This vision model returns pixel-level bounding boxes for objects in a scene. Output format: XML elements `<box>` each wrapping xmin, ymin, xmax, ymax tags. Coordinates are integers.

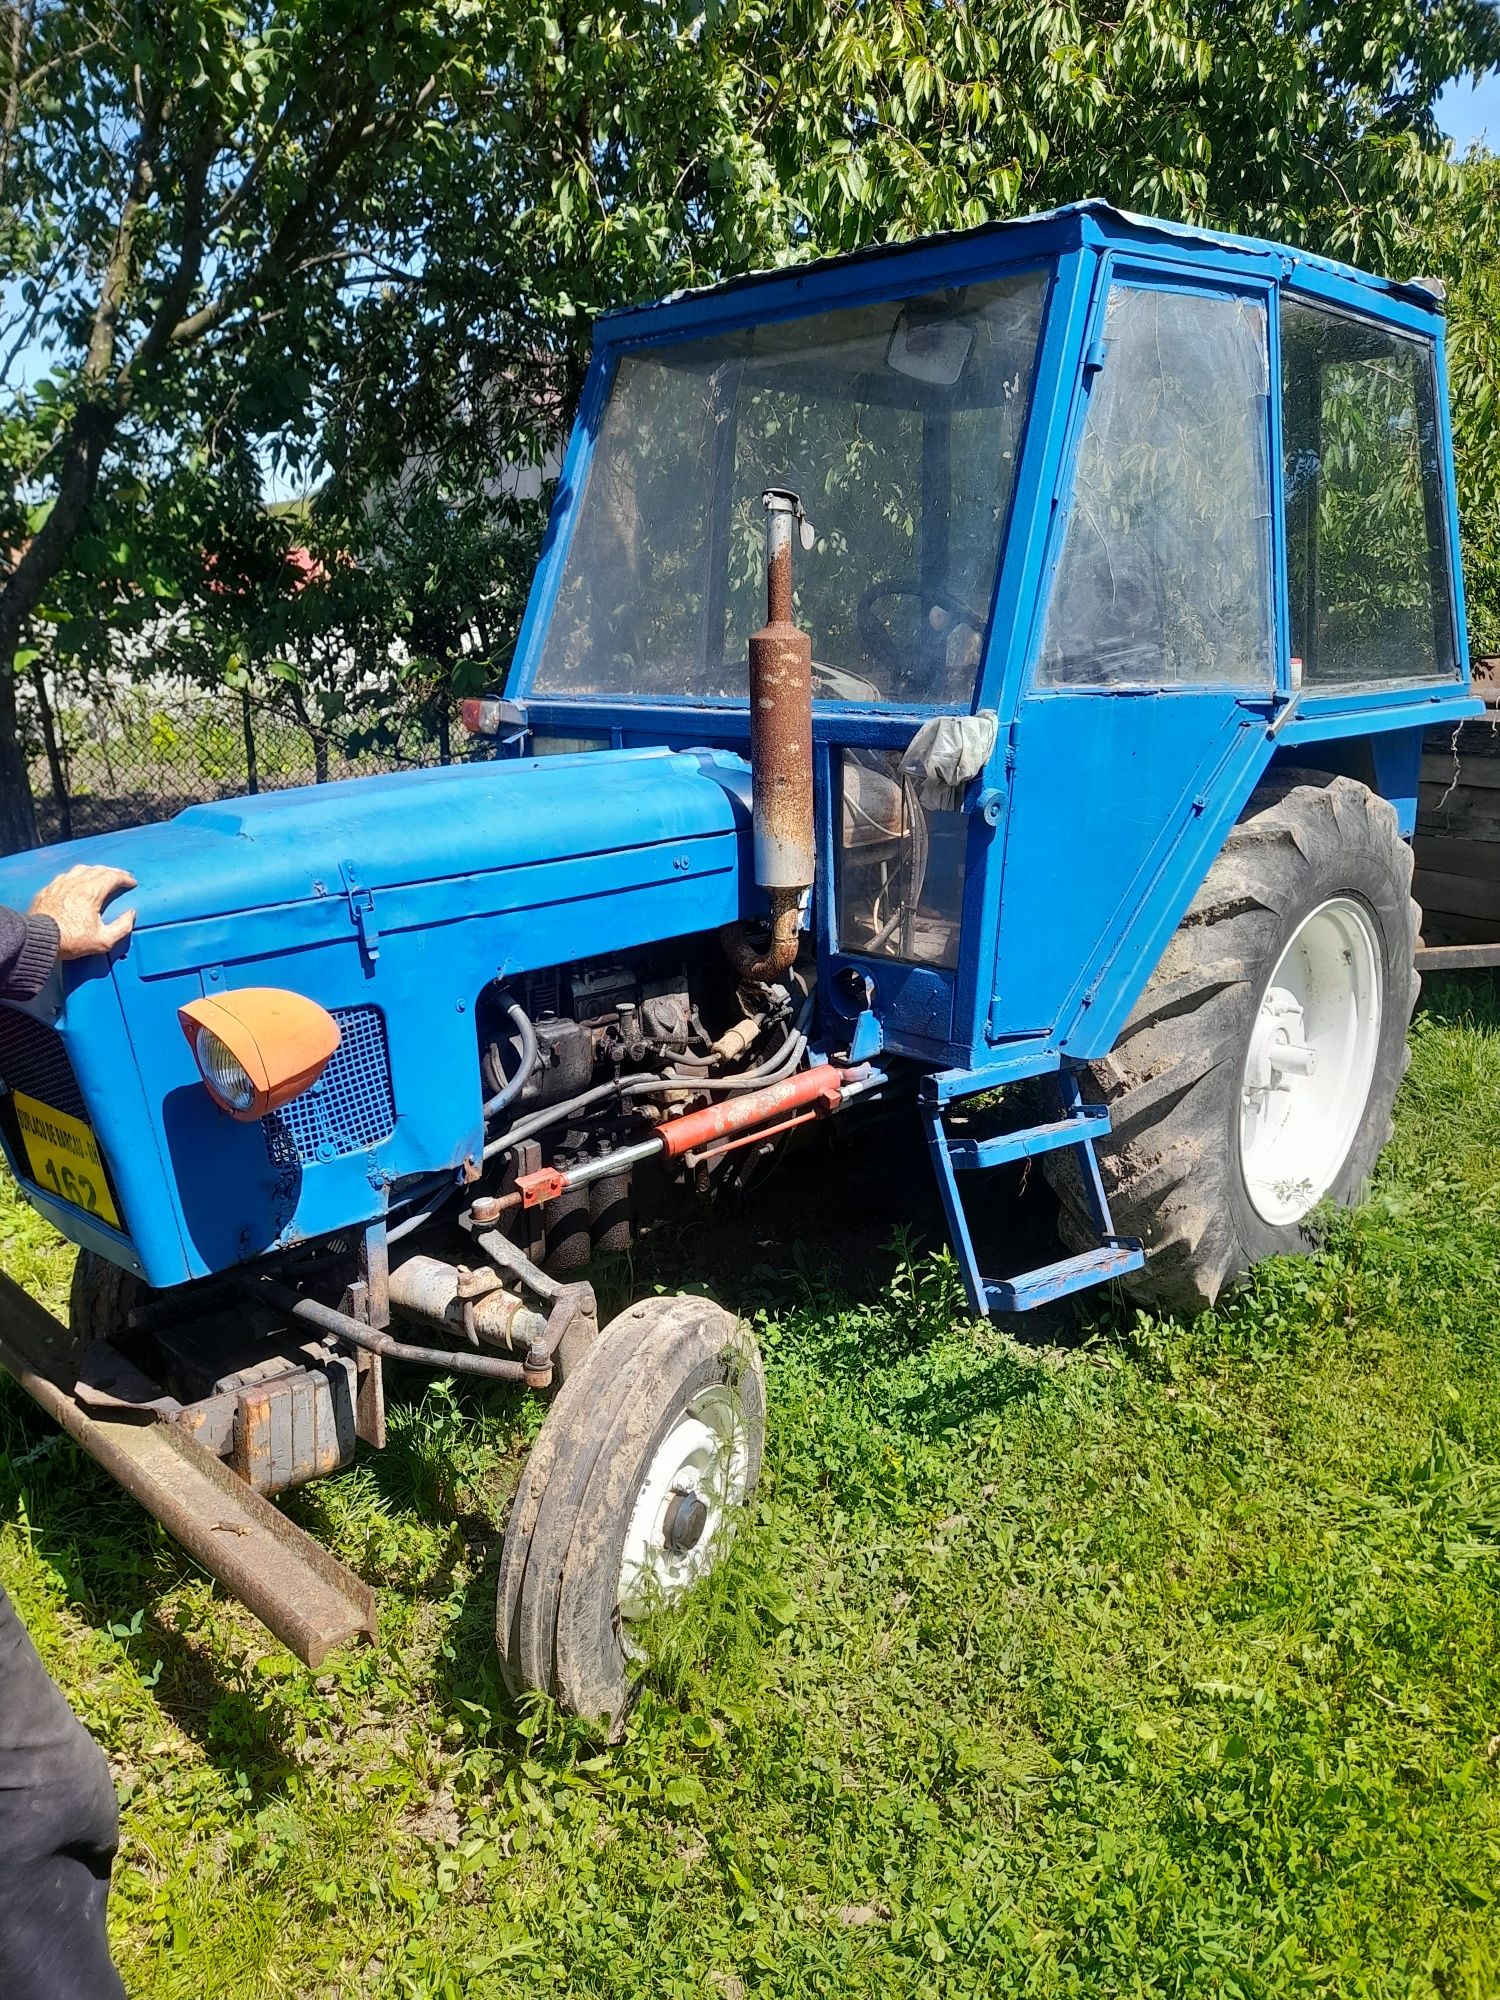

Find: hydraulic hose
<box><xmin>480</xmin><ymin>995</ymin><xmax>815</xmax><ymax>1161</ymax></box>
<box><xmin>481</xmin><ymin>1079</ymin><xmax>624</xmax><ymax>1162</ymax></box>
<box><xmin>481</xmin><ymin>1000</ymin><xmax>539</xmax><ymax>1122</ymax></box>
<box><xmin>617</xmin><ymin>1031</ymin><xmax>807</xmax><ymax>1098</ymax></box>
<box><xmin>386</xmin><ymin>1181</ymin><xmax>459</xmax><ymax>1247</ymax></box>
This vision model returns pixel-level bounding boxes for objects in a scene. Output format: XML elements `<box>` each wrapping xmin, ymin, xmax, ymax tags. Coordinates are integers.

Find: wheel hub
<box><xmin>1243</xmin><ymin>987</ymin><xmax>1319</xmax><ymax>1101</ymax></box>
<box><xmin>1237</xmin><ymin>897</ymin><xmax>1383</xmax><ymax>1228</ymax></box>
<box><xmin>662</xmin><ymin>1486</ymin><xmax>709</xmax><ymax>1553</ymax></box>
<box><xmin>617</xmin><ymin>1388</ymin><xmax>751</xmax><ymax>1623</ymax></box>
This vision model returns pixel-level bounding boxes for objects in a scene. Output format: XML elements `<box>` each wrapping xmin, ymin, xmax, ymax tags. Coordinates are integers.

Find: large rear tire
<box><xmin>1046</xmin><ymin>772</ymin><xmax>1419</xmax><ymax>1313</ymax></box>
<box><xmin>496</xmin><ymin>1294</ymin><xmax>764</xmax><ymax>1732</ymax></box>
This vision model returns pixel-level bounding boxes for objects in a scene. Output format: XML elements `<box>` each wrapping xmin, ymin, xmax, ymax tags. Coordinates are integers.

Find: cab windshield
<box><xmin>532</xmin><ymin>269</ymin><xmax>1050</xmax><ymax>707</ymax></box>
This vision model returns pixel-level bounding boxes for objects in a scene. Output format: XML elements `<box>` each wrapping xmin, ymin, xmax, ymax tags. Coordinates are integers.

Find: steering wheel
<box><xmin>855</xmin><ymin>580</ymin><xmax>989</xmax><ymax>681</ymax></box>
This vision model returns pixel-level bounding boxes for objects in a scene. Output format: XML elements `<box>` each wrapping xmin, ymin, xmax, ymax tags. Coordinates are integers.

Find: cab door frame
<box><xmin>959</xmin><ymin>240</ymin><xmax>1289</xmax><ymax>1067</ymax></box>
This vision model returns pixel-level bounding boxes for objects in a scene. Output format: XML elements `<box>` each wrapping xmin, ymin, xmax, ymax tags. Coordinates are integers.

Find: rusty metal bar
<box><xmin>251</xmin><ymin>1280</ymin><xmax>534</xmax><ymax>1383</ymax></box>
<box><xmin>1414</xmin><ymin>941</ymin><xmax>1500</xmax><ymax>971</ymax></box>
<box><xmin>0</xmin><ymin>1271</ymin><xmax>376</xmax><ymax>1668</ymax></box>
<box><xmin>746</xmin><ymin>489</ymin><xmax>813</xmax><ymax>890</ymax></box>
<box><xmin>723</xmin><ymin>487</ymin><xmax>815</xmax><ymax>982</ymax></box>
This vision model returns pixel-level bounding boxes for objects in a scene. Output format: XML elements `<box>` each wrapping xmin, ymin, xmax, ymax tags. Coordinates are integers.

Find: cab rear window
<box><xmin>1281</xmin><ymin>299</ymin><xmax>1458</xmax><ymax>687</ymax></box>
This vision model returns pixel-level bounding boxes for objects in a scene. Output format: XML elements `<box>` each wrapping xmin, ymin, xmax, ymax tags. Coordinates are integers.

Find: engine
<box><xmin>470</xmin><ymin>936</ymin><xmax>809</xmax><ymax>1272</ymax></box>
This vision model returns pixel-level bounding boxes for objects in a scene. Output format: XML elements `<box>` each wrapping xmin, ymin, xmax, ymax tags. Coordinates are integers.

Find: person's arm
<box><xmin>0</xmin><ymin>902</ymin><xmax>59</xmax><ymax>1002</ymax></box>
<box><xmin>0</xmin><ymin>866</ymin><xmax>137</xmax><ymax>1003</ymax></box>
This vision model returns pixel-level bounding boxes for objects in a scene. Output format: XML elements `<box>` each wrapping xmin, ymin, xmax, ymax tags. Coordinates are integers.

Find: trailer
<box><xmin>1414</xmin><ymin>658</ymin><xmax>1500</xmax><ymax>970</ymax></box>
<box><xmin>0</xmin><ymin>201</ymin><xmax>1477</xmax><ymax>1728</ymax></box>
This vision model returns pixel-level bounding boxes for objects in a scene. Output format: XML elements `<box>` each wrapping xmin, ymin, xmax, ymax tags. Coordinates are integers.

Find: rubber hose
<box><xmin>482</xmin><ymin>1001</ymin><xmax>538</xmax><ymax>1121</ymax></box>
<box><xmin>481</xmin><ymin>1079</ymin><xmax>625</xmax><ymax>1162</ymax></box>
<box><xmin>617</xmin><ymin>1031</ymin><xmax>807</xmax><ymax>1097</ymax></box>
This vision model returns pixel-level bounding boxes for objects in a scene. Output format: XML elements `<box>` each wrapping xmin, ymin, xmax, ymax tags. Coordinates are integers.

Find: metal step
<box><xmin>984</xmin><ymin>1240</ymin><xmax>1145</xmax><ymax>1313</ymax></box>
<box><xmin>944</xmin><ymin>1105</ymin><xmax>1111</xmax><ymax>1171</ymax></box>
<box><xmin>0</xmin><ymin>1272</ymin><xmax>376</xmax><ymax>1668</ymax></box>
<box><xmin>922</xmin><ymin>1069</ymin><xmax>1143</xmax><ymax>1316</ymax></box>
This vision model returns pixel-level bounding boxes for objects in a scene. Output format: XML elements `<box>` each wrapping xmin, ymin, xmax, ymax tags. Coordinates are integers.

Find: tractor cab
<box><xmin>514</xmin><ymin>260</ymin><xmax>1050</xmax><ymax>1061</ymax></box>
<box><xmin>508</xmin><ymin>201</ymin><xmax>1469</xmax><ymax>1074</ymax></box>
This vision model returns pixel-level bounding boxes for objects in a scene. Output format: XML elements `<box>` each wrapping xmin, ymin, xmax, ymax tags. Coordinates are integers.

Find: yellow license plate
<box><xmin>12</xmin><ymin>1090</ymin><xmax>121</xmax><ymax>1230</ymax></box>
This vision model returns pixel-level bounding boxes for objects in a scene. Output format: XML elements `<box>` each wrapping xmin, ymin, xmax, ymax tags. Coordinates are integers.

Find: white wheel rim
<box><xmin>1238</xmin><ymin>896</ymin><xmax>1384</xmax><ymax>1227</ymax></box>
<box><xmin>617</xmin><ymin>1384</ymin><xmax>751</xmax><ymax>1624</ymax></box>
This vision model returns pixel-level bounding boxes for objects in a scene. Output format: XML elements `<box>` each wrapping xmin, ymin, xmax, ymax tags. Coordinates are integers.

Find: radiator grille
<box><xmin>0</xmin><ymin>1006</ymin><xmax>86</xmax><ymax>1119</ymax></box>
<box><xmin>263</xmin><ymin>1005</ymin><xmax>395</xmax><ymax>1167</ymax></box>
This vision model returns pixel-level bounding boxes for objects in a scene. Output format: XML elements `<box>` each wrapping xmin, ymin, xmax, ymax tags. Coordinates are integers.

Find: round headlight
<box><xmin>178</xmin><ymin>988</ymin><xmax>341</xmax><ymax>1121</ymax></box>
<box><xmin>195</xmin><ymin>1026</ymin><xmax>256</xmax><ymax>1113</ymax></box>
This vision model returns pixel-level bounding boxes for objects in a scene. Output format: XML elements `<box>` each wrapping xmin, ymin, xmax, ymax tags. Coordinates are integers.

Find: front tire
<box><xmin>496</xmin><ymin>1294</ymin><xmax>765</xmax><ymax>1731</ymax></box>
<box><xmin>67</xmin><ymin>1249</ymin><xmax>142</xmax><ymax>1359</ymax></box>
<box><xmin>1047</xmin><ymin>772</ymin><xmax>1419</xmax><ymax>1312</ymax></box>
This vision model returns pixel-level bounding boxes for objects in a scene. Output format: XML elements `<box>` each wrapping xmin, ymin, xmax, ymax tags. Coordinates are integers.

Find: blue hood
<box><xmin>0</xmin><ymin>745</ymin><xmax>751</xmax><ymax>933</ymax></box>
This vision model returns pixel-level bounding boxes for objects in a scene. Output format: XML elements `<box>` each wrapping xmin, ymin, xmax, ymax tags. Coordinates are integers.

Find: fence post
<box><xmin>241</xmin><ymin>687</ymin><xmax>259</xmax><ymax>795</ymax></box>
<box><xmin>30</xmin><ymin>665</ymin><xmax>73</xmax><ymax>843</ymax></box>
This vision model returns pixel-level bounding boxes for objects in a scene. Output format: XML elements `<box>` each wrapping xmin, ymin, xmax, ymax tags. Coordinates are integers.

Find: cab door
<box><xmin>989</xmin><ymin>272</ymin><xmax>1280</xmax><ymax>1057</ymax></box>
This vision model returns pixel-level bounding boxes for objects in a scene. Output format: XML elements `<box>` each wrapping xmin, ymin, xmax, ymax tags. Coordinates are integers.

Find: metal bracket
<box><xmin>923</xmin><ymin>1068</ymin><xmax>1143</xmax><ymax>1314</ymax></box>
<box><xmin>471</xmin><ymin>1224</ymin><xmax>598</xmax><ymax>1381</ymax></box>
<box><xmin>339</xmin><ymin>859</ymin><xmax>380</xmax><ymax>964</ymax></box>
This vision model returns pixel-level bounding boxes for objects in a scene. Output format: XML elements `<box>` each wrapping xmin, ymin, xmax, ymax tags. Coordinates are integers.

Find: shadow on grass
<box><xmin>1</xmin><ymin>1384</ymin><xmax>306</xmax><ymax>1798</ymax></box>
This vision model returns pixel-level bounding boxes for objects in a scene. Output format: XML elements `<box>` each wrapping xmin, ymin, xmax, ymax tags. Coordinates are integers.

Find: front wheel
<box><xmin>1047</xmin><ymin>772</ymin><xmax>1420</xmax><ymax>1312</ymax></box>
<box><xmin>496</xmin><ymin>1294</ymin><xmax>765</xmax><ymax>1731</ymax></box>
<box><xmin>68</xmin><ymin>1249</ymin><xmax>143</xmax><ymax>1360</ymax></box>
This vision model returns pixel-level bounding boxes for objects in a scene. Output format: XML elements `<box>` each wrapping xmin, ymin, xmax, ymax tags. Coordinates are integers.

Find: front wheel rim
<box><xmin>1238</xmin><ymin>896</ymin><xmax>1384</xmax><ymax>1228</ymax></box>
<box><xmin>617</xmin><ymin>1384</ymin><xmax>751</xmax><ymax>1624</ymax></box>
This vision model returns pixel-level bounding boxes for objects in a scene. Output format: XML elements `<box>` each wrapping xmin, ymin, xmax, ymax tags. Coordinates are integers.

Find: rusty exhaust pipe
<box><xmin>723</xmin><ymin>488</ymin><xmax>815</xmax><ymax>983</ymax></box>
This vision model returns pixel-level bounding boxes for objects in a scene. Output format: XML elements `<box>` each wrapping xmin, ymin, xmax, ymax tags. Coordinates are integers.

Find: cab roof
<box><xmin>596</xmin><ymin>198</ymin><xmax>1442</xmax><ymax>346</ymax></box>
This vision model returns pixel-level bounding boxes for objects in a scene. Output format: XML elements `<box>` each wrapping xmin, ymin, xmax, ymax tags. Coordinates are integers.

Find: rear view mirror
<box><xmin>887</xmin><ymin>306</ymin><xmax>975</xmax><ymax>387</ymax></box>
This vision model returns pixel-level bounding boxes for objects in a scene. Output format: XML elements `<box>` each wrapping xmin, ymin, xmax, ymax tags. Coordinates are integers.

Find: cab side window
<box><xmin>1037</xmin><ymin>284</ymin><xmax>1273</xmax><ymax>688</ymax></box>
<box><xmin>1281</xmin><ymin>299</ymin><xmax>1458</xmax><ymax>685</ymax></box>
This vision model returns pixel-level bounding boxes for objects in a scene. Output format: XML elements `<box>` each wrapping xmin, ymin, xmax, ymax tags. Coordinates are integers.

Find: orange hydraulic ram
<box><xmin>509</xmin><ymin>1064</ymin><xmax>883</xmax><ymax>1210</ymax></box>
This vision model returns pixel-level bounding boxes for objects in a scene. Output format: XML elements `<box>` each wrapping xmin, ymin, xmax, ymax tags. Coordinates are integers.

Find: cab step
<box><xmin>982</xmin><ymin>1241</ymin><xmax>1145</xmax><ymax>1313</ymax></box>
<box><xmin>923</xmin><ymin>1069</ymin><xmax>1144</xmax><ymax>1315</ymax></box>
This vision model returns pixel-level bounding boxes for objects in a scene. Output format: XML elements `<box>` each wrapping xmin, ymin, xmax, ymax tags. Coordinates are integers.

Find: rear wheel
<box><xmin>1047</xmin><ymin>772</ymin><xmax>1419</xmax><ymax>1312</ymax></box>
<box><xmin>496</xmin><ymin>1294</ymin><xmax>764</xmax><ymax>1731</ymax></box>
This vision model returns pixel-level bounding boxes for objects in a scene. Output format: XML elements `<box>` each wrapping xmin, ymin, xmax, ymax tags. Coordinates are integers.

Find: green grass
<box><xmin>4</xmin><ymin>981</ymin><xmax>1500</xmax><ymax>1996</ymax></box>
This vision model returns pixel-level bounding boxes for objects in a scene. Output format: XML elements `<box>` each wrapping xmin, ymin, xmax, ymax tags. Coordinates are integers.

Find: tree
<box><xmin>0</xmin><ymin>0</ymin><xmax>492</xmax><ymax>851</ymax></box>
<box><xmin>7</xmin><ymin>1</ymin><xmax>1499</xmax><ymax>853</ymax></box>
<box><xmin>325</xmin><ymin>0</ymin><xmax>1500</xmax><ymax>667</ymax></box>
<box><xmin>1402</xmin><ymin>147</ymin><xmax>1500</xmax><ymax>657</ymax></box>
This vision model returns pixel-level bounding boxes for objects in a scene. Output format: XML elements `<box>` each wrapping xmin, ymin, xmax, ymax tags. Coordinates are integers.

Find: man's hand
<box><xmin>28</xmin><ymin>865</ymin><xmax>138</xmax><ymax>961</ymax></box>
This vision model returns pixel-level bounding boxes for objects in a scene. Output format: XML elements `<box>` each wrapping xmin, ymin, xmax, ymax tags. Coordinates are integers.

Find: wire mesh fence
<box><xmin>21</xmin><ymin>673</ymin><xmax>455</xmax><ymax>846</ymax></box>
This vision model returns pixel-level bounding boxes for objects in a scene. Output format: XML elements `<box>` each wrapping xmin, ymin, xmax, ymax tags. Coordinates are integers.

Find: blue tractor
<box><xmin>0</xmin><ymin>203</ymin><xmax>1477</xmax><ymax>1725</ymax></box>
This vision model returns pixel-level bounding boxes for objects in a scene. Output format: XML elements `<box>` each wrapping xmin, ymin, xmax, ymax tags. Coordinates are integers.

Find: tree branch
<box><xmin>119</xmin><ymin>116</ymin><xmax>220</xmax><ymax>393</ymax></box>
<box><xmin>167</xmin><ymin>70</ymin><xmax>439</xmax><ymax>352</ymax></box>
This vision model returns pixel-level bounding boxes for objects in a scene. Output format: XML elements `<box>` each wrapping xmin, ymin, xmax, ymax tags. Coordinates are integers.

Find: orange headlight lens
<box><xmin>178</xmin><ymin>989</ymin><xmax>341</xmax><ymax>1122</ymax></box>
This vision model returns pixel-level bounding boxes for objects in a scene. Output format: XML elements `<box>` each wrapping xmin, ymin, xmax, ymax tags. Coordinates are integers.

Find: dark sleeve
<box><xmin>0</xmin><ymin>903</ymin><xmax>60</xmax><ymax>1002</ymax></box>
